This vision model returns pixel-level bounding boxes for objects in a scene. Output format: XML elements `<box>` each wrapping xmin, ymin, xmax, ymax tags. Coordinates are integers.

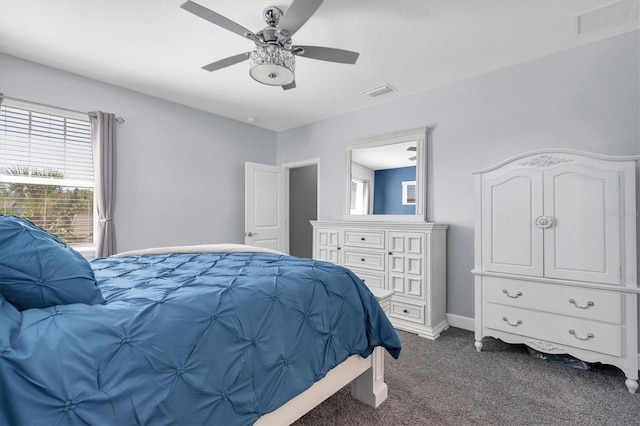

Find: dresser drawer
<box><xmin>484</xmin><ymin>303</ymin><xmax>621</xmax><ymax>357</ymax></box>
<box><xmin>350</xmin><ymin>268</ymin><xmax>385</xmax><ymax>289</ymax></box>
<box><xmin>484</xmin><ymin>277</ymin><xmax>622</xmax><ymax>324</ymax></box>
<box><xmin>390</xmin><ymin>300</ymin><xmax>425</xmax><ymax>324</ymax></box>
<box><xmin>343</xmin><ymin>250</ymin><xmax>386</xmax><ymax>271</ymax></box>
<box><xmin>343</xmin><ymin>230</ymin><xmax>385</xmax><ymax>249</ymax></box>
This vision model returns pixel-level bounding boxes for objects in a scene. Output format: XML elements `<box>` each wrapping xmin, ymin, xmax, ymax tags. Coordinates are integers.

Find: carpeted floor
<box><xmin>294</xmin><ymin>327</ymin><xmax>638</xmax><ymax>426</ymax></box>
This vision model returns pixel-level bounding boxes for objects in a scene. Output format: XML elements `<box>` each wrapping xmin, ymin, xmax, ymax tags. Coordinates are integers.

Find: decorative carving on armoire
<box><xmin>518</xmin><ymin>154</ymin><xmax>572</xmax><ymax>167</ymax></box>
<box><xmin>526</xmin><ymin>340</ymin><xmax>565</xmax><ymax>352</ymax></box>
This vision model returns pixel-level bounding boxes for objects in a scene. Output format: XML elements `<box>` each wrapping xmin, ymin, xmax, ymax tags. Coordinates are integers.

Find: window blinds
<box><xmin>0</xmin><ymin>103</ymin><xmax>95</xmax><ymax>244</ymax></box>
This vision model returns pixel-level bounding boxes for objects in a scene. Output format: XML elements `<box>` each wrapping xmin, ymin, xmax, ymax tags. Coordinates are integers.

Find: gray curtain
<box><xmin>89</xmin><ymin>112</ymin><xmax>116</xmax><ymax>257</ymax></box>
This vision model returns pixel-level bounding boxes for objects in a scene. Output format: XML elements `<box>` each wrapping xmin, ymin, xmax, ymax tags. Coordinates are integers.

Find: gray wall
<box><xmin>1</xmin><ymin>30</ymin><xmax>638</xmax><ymax>326</ymax></box>
<box><xmin>277</xmin><ymin>31</ymin><xmax>640</xmax><ymax>322</ymax></box>
<box><xmin>0</xmin><ymin>53</ymin><xmax>278</xmax><ymax>253</ymax></box>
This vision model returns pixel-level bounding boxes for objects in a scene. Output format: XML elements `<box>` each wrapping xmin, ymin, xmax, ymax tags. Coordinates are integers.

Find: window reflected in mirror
<box><xmin>402</xmin><ymin>181</ymin><xmax>417</xmax><ymax>205</ymax></box>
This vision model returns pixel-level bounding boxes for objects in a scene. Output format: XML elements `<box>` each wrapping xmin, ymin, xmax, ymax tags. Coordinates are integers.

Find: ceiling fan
<box><xmin>181</xmin><ymin>0</ymin><xmax>360</xmax><ymax>90</ymax></box>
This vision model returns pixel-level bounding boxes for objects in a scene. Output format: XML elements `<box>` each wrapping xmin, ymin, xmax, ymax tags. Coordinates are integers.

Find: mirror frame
<box><xmin>344</xmin><ymin>127</ymin><xmax>429</xmax><ymax>222</ymax></box>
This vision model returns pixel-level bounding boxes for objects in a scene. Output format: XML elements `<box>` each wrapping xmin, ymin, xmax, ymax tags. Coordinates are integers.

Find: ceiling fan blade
<box><xmin>181</xmin><ymin>1</ymin><xmax>257</xmax><ymax>40</ymax></box>
<box><xmin>282</xmin><ymin>81</ymin><xmax>297</xmax><ymax>90</ymax></box>
<box><xmin>202</xmin><ymin>52</ymin><xmax>250</xmax><ymax>72</ymax></box>
<box><xmin>279</xmin><ymin>0</ymin><xmax>323</xmax><ymax>37</ymax></box>
<box><xmin>292</xmin><ymin>45</ymin><xmax>359</xmax><ymax>64</ymax></box>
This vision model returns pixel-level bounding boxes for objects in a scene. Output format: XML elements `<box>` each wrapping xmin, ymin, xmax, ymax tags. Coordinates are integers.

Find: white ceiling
<box><xmin>0</xmin><ymin>1</ymin><xmax>638</xmax><ymax>132</ymax></box>
<box><xmin>352</xmin><ymin>141</ymin><xmax>417</xmax><ymax>170</ymax></box>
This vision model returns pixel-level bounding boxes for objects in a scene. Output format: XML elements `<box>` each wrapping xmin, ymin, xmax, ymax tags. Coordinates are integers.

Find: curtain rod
<box><xmin>1</xmin><ymin>94</ymin><xmax>125</xmax><ymax>123</ymax></box>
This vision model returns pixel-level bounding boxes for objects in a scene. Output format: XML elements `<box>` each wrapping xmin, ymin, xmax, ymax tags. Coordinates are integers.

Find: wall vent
<box><xmin>576</xmin><ymin>0</ymin><xmax>639</xmax><ymax>35</ymax></box>
<box><xmin>362</xmin><ymin>84</ymin><xmax>395</xmax><ymax>98</ymax></box>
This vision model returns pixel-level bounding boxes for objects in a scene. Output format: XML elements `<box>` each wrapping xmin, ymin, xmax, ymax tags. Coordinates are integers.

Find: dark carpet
<box><xmin>294</xmin><ymin>327</ymin><xmax>639</xmax><ymax>426</ymax></box>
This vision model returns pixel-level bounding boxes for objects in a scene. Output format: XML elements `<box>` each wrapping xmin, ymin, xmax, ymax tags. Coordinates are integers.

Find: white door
<box><xmin>543</xmin><ymin>165</ymin><xmax>620</xmax><ymax>284</ymax></box>
<box><xmin>245</xmin><ymin>162</ymin><xmax>288</xmax><ymax>253</ymax></box>
<box><xmin>482</xmin><ymin>169</ymin><xmax>544</xmax><ymax>276</ymax></box>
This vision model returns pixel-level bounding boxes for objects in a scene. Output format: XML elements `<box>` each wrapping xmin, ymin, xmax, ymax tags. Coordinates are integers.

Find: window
<box><xmin>0</xmin><ymin>101</ymin><xmax>94</xmax><ymax>246</ymax></box>
<box><xmin>350</xmin><ymin>178</ymin><xmax>365</xmax><ymax>214</ymax></box>
<box><xmin>402</xmin><ymin>180</ymin><xmax>416</xmax><ymax>205</ymax></box>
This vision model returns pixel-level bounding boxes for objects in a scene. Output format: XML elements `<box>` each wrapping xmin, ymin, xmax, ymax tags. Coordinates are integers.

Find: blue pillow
<box><xmin>0</xmin><ymin>215</ymin><xmax>104</xmax><ymax>310</ymax></box>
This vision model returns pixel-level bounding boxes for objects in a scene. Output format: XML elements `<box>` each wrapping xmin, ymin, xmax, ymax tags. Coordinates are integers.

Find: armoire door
<box><xmin>543</xmin><ymin>165</ymin><xmax>621</xmax><ymax>284</ymax></box>
<box><xmin>482</xmin><ymin>169</ymin><xmax>544</xmax><ymax>276</ymax></box>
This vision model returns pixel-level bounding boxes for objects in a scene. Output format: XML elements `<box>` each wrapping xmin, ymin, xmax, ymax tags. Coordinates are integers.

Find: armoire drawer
<box><xmin>343</xmin><ymin>250</ymin><xmax>386</xmax><ymax>271</ymax></box>
<box><xmin>483</xmin><ymin>277</ymin><xmax>622</xmax><ymax>324</ymax></box>
<box><xmin>484</xmin><ymin>303</ymin><xmax>621</xmax><ymax>357</ymax></box>
<box><xmin>343</xmin><ymin>230</ymin><xmax>385</xmax><ymax>249</ymax></box>
<box><xmin>350</xmin><ymin>268</ymin><xmax>385</xmax><ymax>289</ymax></box>
<box><xmin>389</xmin><ymin>300</ymin><xmax>425</xmax><ymax>324</ymax></box>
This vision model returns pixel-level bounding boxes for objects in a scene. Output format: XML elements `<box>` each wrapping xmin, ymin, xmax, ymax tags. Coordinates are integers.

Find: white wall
<box><xmin>0</xmin><ymin>53</ymin><xmax>278</xmax><ymax>253</ymax></box>
<box><xmin>277</xmin><ymin>31</ymin><xmax>640</xmax><ymax>322</ymax></box>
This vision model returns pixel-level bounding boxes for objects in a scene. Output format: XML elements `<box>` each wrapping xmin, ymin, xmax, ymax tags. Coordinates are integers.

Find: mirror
<box><xmin>344</xmin><ymin>127</ymin><xmax>428</xmax><ymax>221</ymax></box>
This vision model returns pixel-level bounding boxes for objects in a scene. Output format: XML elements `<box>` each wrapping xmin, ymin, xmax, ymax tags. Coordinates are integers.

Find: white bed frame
<box><xmin>256</xmin><ymin>286</ymin><xmax>393</xmax><ymax>425</ymax></box>
<box><xmin>112</xmin><ymin>246</ymin><xmax>393</xmax><ymax>425</ymax></box>
<box><xmin>255</xmin><ymin>346</ymin><xmax>388</xmax><ymax>425</ymax></box>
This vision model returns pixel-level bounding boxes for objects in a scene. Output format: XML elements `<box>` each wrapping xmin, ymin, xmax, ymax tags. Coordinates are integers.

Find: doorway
<box><xmin>287</xmin><ymin>161</ymin><xmax>318</xmax><ymax>258</ymax></box>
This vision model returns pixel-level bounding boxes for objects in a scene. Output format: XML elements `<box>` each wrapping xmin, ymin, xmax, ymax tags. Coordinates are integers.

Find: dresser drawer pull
<box><xmin>361</xmin><ymin>258</ymin><xmax>366</xmax><ymax>262</ymax></box>
<box><xmin>569</xmin><ymin>299</ymin><xmax>594</xmax><ymax>309</ymax></box>
<box><xmin>361</xmin><ymin>237</ymin><xmax>366</xmax><ymax>241</ymax></box>
<box><xmin>502</xmin><ymin>317</ymin><xmax>522</xmax><ymax>327</ymax></box>
<box><xmin>569</xmin><ymin>330</ymin><xmax>595</xmax><ymax>341</ymax></box>
<box><xmin>502</xmin><ymin>289</ymin><xmax>523</xmax><ymax>299</ymax></box>
<box><xmin>403</xmin><ymin>309</ymin><xmax>409</xmax><ymax>314</ymax></box>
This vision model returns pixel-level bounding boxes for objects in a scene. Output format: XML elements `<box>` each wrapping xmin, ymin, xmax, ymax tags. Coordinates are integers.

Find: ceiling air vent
<box><xmin>576</xmin><ymin>0</ymin><xmax>639</xmax><ymax>35</ymax></box>
<box><xmin>363</xmin><ymin>84</ymin><xmax>395</xmax><ymax>98</ymax></box>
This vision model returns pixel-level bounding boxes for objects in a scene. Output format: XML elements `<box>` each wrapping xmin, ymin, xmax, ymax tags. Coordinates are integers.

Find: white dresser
<box><xmin>472</xmin><ymin>150</ymin><xmax>639</xmax><ymax>393</ymax></box>
<box><xmin>311</xmin><ymin>220</ymin><xmax>448</xmax><ymax>339</ymax></box>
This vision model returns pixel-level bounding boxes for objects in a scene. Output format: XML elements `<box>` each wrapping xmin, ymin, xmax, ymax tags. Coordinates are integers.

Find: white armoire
<box><xmin>473</xmin><ymin>150</ymin><xmax>639</xmax><ymax>393</ymax></box>
<box><xmin>311</xmin><ymin>221</ymin><xmax>448</xmax><ymax>339</ymax></box>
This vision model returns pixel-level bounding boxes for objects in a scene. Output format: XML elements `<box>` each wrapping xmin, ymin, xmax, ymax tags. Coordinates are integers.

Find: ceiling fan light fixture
<box><xmin>249</xmin><ymin>45</ymin><xmax>295</xmax><ymax>86</ymax></box>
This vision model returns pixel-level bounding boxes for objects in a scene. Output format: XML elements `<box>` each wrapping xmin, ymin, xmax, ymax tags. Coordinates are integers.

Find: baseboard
<box><xmin>446</xmin><ymin>313</ymin><xmax>474</xmax><ymax>331</ymax></box>
<box><xmin>446</xmin><ymin>314</ymin><xmax>640</xmax><ymax>372</ymax></box>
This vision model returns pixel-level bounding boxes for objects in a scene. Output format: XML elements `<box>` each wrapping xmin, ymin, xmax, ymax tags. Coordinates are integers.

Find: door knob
<box><xmin>246</xmin><ymin>232</ymin><xmax>258</xmax><ymax>237</ymax></box>
<box><xmin>534</xmin><ymin>216</ymin><xmax>553</xmax><ymax>229</ymax></box>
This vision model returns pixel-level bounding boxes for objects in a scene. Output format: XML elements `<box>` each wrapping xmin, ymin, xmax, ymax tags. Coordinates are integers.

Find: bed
<box><xmin>0</xmin><ymin>215</ymin><xmax>402</xmax><ymax>425</ymax></box>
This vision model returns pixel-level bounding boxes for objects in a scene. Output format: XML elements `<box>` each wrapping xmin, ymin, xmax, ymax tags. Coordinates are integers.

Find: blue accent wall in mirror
<box><xmin>373</xmin><ymin>166</ymin><xmax>416</xmax><ymax>214</ymax></box>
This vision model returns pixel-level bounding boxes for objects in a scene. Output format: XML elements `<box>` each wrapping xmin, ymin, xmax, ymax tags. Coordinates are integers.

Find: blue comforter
<box><xmin>0</xmin><ymin>252</ymin><xmax>401</xmax><ymax>425</ymax></box>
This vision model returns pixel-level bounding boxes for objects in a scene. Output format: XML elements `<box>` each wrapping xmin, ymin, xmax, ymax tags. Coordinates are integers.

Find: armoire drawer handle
<box><xmin>502</xmin><ymin>289</ymin><xmax>523</xmax><ymax>299</ymax></box>
<box><xmin>502</xmin><ymin>317</ymin><xmax>522</xmax><ymax>327</ymax></box>
<box><xmin>569</xmin><ymin>330</ymin><xmax>595</xmax><ymax>341</ymax></box>
<box><xmin>569</xmin><ymin>299</ymin><xmax>594</xmax><ymax>309</ymax></box>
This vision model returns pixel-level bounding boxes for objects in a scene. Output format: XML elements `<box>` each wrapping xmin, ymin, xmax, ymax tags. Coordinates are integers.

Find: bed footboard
<box><xmin>350</xmin><ymin>346</ymin><xmax>388</xmax><ymax>408</ymax></box>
